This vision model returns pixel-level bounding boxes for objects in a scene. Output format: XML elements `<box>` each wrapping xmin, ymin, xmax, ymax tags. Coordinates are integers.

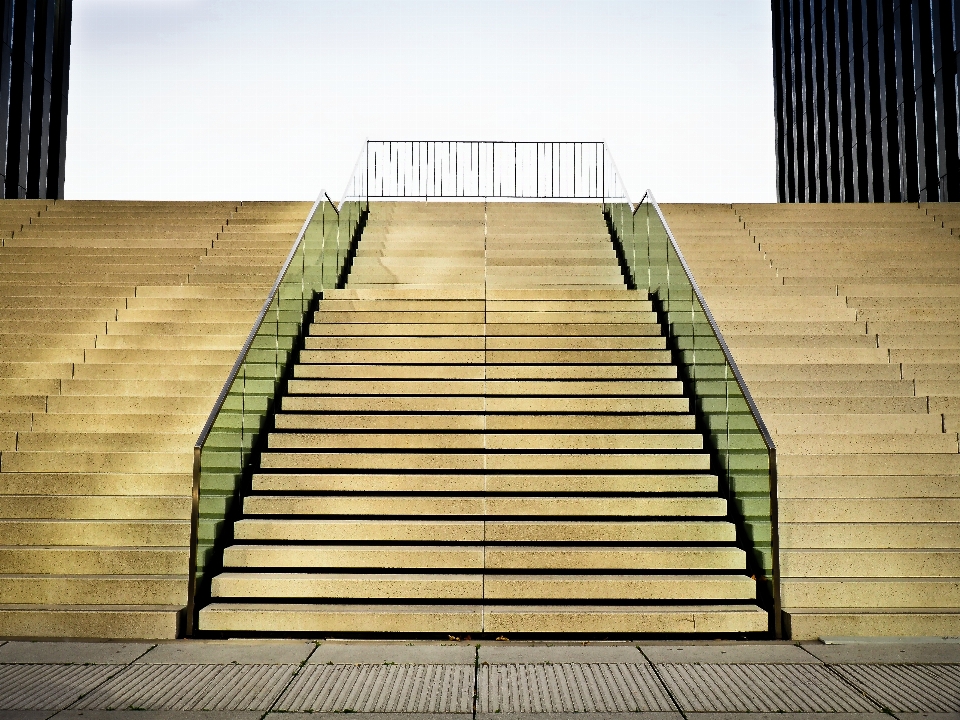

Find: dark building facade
<box><xmin>772</xmin><ymin>1</ymin><xmax>960</xmax><ymax>202</ymax></box>
<box><xmin>1</xmin><ymin>0</ymin><xmax>72</xmax><ymax>200</ymax></box>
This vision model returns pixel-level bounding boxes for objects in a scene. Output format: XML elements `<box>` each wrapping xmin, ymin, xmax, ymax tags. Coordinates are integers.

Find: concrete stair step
<box><xmin>250</xmin><ymin>473</ymin><xmax>718</xmax><ymax>494</ymax></box>
<box><xmin>220</xmin><ymin>544</ymin><xmax>743</xmax><ymax>570</ymax></box>
<box><xmin>773</xmin><ymin>433</ymin><xmax>959</xmax><ymax>454</ymax></box>
<box><xmin>212</xmin><ymin>572</ymin><xmax>483</xmax><ymax>599</ymax></box>
<box><xmin>93</xmin><ymin>335</ymin><xmax>246</xmax><ymax>350</ymax></box>
<box><xmin>16</xmin><ymin>432</ymin><xmax>195</xmax><ymax>452</ymax></box>
<box><xmin>1</xmin><ymin>450</ymin><xmax>192</xmax><ymax>473</ymax></box>
<box><xmin>741</xmin><ymin>363</ymin><xmax>901</xmax><ymax>381</ymax></box>
<box><xmin>233</xmin><ymin>518</ymin><xmax>737</xmax><ymax>543</ymax></box>
<box><xmin>757</xmin><ymin>396</ymin><xmax>928</xmax><ymax>413</ymax></box>
<box><xmin>198</xmin><ymin>602</ymin><xmax>767</xmax><ymax>634</ymax></box>
<box><xmin>48</xmin><ymin>395</ymin><xmax>216</xmax><ymax>414</ymax></box>
<box><xmin>291</xmin><ymin>364</ymin><xmax>676</xmax><ymax>380</ymax></box>
<box><xmin>72</xmin><ymin>364</ymin><xmax>231</xmax><ymax>381</ymax></box>
<box><xmin>0</xmin><ymin>495</ymin><xmax>189</xmax><ymax>519</ymax></box>
<box><xmin>0</xmin><ymin>604</ymin><xmax>183</xmax><ymax>639</ymax></box>
<box><xmin>266</xmin><ymin>431</ymin><xmax>701</xmax><ymax>451</ymax></box>
<box><xmin>320</xmin><ymin>299</ymin><xmax>485</xmax><ymax>311</ymax></box>
<box><xmin>0</xmin><ymin>519</ymin><xmax>189</xmax><ymax>545</ymax></box>
<box><xmin>258</xmin><ymin>450</ymin><xmax>710</xmax><ymax>472</ymax></box>
<box><xmin>781</xmin><ymin>577</ymin><xmax>960</xmax><ymax>607</ymax></box>
<box><xmin>0</xmin><ymin>472</ymin><xmax>190</xmax><ymax>495</ymax></box>
<box><xmin>777</xmin><ymin>473</ymin><xmax>960</xmax><ymax>498</ymax></box>
<box><xmin>784</xmin><ymin>608</ymin><xmax>960</xmax><ymax>638</ymax></box>
<box><xmin>0</xmin><ymin>545</ymin><xmax>186</xmax><ymax>573</ymax></box>
<box><xmin>285</xmin><ymin>379</ymin><xmax>683</xmax><ymax>396</ymax></box>
<box><xmin>770</xmin><ymin>413</ymin><xmax>944</xmax><ymax>434</ymax></box>
<box><xmin>199</xmin><ymin>603</ymin><xmax>484</xmax><ymax>633</ymax></box>
<box><xmin>308</xmin><ymin>323</ymin><xmax>485</xmax><ymax>337</ymax></box>
<box><xmin>241</xmin><ymin>495</ymin><xmax>726</xmax><ymax>517</ymax></box>
<box><xmin>0</xmin><ymin>574</ymin><xmax>187</xmax><ymax>605</ymax></box>
<box><xmin>280</xmin><ymin>396</ymin><xmax>689</xmax><ymax>413</ymax></box>
<box><xmin>208</xmin><ymin>572</ymin><xmax>754</xmax><ymax>601</ymax></box>
<box><xmin>273</xmin><ymin>413</ymin><xmax>694</xmax><ymax>431</ymax></box>
<box><xmin>748</xmin><ymin>380</ymin><xmax>915</xmax><ymax>397</ymax></box>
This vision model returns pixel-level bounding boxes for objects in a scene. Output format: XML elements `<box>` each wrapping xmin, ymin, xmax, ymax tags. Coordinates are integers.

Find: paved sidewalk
<box><xmin>0</xmin><ymin>638</ymin><xmax>956</xmax><ymax>719</ymax></box>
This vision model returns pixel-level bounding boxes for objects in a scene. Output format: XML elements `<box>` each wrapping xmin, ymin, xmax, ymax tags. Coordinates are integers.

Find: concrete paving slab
<box><xmin>136</xmin><ymin>639</ymin><xmax>315</xmax><ymax>665</ymax></box>
<box><xmin>268</xmin><ymin>715</ymin><xmax>468</xmax><ymax>719</ymax></box>
<box><xmin>477</xmin><ymin>715</ymin><xmax>682</xmax><ymax>720</ymax></box>
<box><xmin>479</xmin><ymin>642</ymin><xmax>643</xmax><ymax>664</ymax></box>
<box><xmin>308</xmin><ymin>640</ymin><xmax>475</xmax><ymax>664</ymax></box>
<box><xmin>834</xmin><ymin>664</ymin><xmax>960</xmax><ymax>713</ymax></box>
<box><xmin>0</xmin><ymin>713</ymin><xmax>51</xmax><ymax>720</ymax></box>
<box><xmin>0</xmin><ymin>642</ymin><xmax>152</xmax><ymax>664</ymax></box>
<box><xmin>276</xmin><ymin>663</ymin><xmax>474</xmax><ymax>713</ymax></box>
<box><xmin>683</xmin><ymin>715</ymin><xmax>882</xmax><ymax>719</ymax></box>
<box><xmin>71</xmin><ymin>664</ymin><xmax>297</xmax><ymax>711</ymax></box>
<box><xmin>802</xmin><ymin>641</ymin><xmax>960</xmax><ymax>664</ymax></box>
<box><xmin>640</xmin><ymin>643</ymin><xmax>816</xmax><ymax>664</ymax></box>
<box><xmin>52</xmin><ymin>714</ymin><xmax>261</xmax><ymax>720</ymax></box>
<box><xmin>656</xmin><ymin>663</ymin><xmax>877</xmax><ymax>713</ymax></box>
<box><xmin>0</xmin><ymin>664</ymin><xmax>121</xmax><ymax>710</ymax></box>
<box><xmin>477</xmin><ymin>662</ymin><xmax>675</xmax><ymax>713</ymax></box>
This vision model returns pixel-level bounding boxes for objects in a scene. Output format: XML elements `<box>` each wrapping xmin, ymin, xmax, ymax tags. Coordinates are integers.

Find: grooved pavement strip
<box><xmin>0</xmin><ymin>664</ymin><xmax>121</xmax><ymax>710</ymax></box>
<box><xmin>655</xmin><ymin>663</ymin><xmax>877</xmax><ymax>713</ymax></box>
<box><xmin>834</xmin><ymin>663</ymin><xmax>960</xmax><ymax>713</ymax></box>
<box><xmin>478</xmin><ymin>663</ymin><xmax>676</xmax><ymax>713</ymax></box>
<box><xmin>276</xmin><ymin>663</ymin><xmax>475</xmax><ymax>713</ymax></box>
<box><xmin>0</xmin><ymin>640</ymin><xmax>958</xmax><ymax>716</ymax></box>
<box><xmin>70</xmin><ymin>664</ymin><xmax>297</xmax><ymax>711</ymax></box>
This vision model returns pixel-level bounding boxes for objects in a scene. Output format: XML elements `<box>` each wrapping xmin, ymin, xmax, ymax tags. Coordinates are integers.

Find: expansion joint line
<box><xmin>472</xmin><ymin>645</ymin><xmax>480</xmax><ymax>719</ymax></box>
<box><xmin>796</xmin><ymin>644</ymin><xmax>895</xmax><ymax>715</ymax></box>
<box><xmin>638</xmin><ymin>649</ymin><xmax>688</xmax><ymax>720</ymax></box>
<box><xmin>258</xmin><ymin>644</ymin><xmax>318</xmax><ymax>720</ymax></box>
<box><xmin>67</xmin><ymin>644</ymin><xmax>157</xmax><ymax>711</ymax></box>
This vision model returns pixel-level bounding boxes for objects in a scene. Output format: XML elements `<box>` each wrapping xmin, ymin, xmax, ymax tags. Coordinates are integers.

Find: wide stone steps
<box><xmin>0</xmin><ymin>199</ymin><xmax>310</xmax><ymax>638</ymax></box>
<box><xmin>200</xmin><ymin>202</ymin><xmax>766</xmax><ymax>636</ymax></box>
<box><xmin>664</xmin><ymin>201</ymin><xmax>960</xmax><ymax>639</ymax></box>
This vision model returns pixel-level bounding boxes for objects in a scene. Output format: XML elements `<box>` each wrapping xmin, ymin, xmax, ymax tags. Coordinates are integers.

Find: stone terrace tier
<box><xmin>662</xmin><ymin>201</ymin><xmax>960</xmax><ymax>640</ymax></box>
<box><xmin>0</xmin><ymin>200</ymin><xmax>311</xmax><ymax>639</ymax></box>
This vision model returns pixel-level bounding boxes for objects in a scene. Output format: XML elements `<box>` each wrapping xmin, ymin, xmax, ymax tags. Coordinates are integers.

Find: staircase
<box><xmin>0</xmin><ymin>200</ymin><xmax>308</xmax><ymax>638</ymax></box>
<box><xmin>199</xmin><ymin>202</ymin><xmax>768</xmax><ymax>635</ymax></box>
<box><xmin>661</xmin><ymin>202</ymin><xmax>960</xmax><ymax>639</ymax></box>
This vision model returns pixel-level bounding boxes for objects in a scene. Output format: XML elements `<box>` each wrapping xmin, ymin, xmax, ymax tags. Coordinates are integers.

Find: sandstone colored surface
<box><xmin>663</xmin><ymin>201</ymin><xmax>960</xmax><ymax>639</ymax></box>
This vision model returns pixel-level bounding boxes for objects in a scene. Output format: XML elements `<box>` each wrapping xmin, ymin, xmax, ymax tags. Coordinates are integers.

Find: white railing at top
<box><xmin>363</xmin><ymin>140</ymin><xmax>605</xmax><ymax>199</ymax></box>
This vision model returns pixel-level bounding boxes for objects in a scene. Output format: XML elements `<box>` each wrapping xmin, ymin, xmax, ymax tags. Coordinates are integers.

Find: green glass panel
<box><xmin>612</xmin><ymin>194</ymin><xmax>779</xmax><ymax>631</ymax></box>
<box><xmin>191</xmin><ymin>195</ymin><xmax>371</xmax><ymax>620</ymax></box>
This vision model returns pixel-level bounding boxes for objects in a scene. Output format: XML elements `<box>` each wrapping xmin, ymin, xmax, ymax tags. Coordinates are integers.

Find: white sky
<box><xmin>64</xmin><ymin>0</ymin><xmax>777</xmax><ymax>202</ymax></box>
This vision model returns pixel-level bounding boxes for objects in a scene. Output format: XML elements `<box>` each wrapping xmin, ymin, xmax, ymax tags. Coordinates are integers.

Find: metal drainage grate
<box><xmin>0</xmin><ymin>664</ymin><xmax>120</xmax><ymax>710</ymax></box>
<box><xmin>836</xmin><ymin>663</ymin><xmax>960</xmax><ymax>713</ymax></box>
<box><xmin>477</xmin><ymin>663</ymin><xmax>676</xmax><ymax>714</ymax></box>
<box><xmin>70</xmin><ymin>664</ymin><xmax>297</xmax><ymax>711</ymax></box>
<box><xmin>655</xmin><ymin>663</ymin><xmax>877</xmax><ymax>713</ymax></box>
<box><xmin>276</xmin><ymin>663</ymin><xmax>475</xmax><ymax>714</ymax></box>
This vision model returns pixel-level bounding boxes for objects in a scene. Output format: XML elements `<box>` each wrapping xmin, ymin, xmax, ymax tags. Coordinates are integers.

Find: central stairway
<box><xmin>198</xmin><ymin>202</ymin><xmax>767</xmax><ymax>635</ymax></box>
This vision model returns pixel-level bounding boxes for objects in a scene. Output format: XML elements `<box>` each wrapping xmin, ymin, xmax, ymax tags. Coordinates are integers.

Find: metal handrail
<box><xmin>643</xmin><ymin>189</ymin><xmax>782</xmax><ymax>638</ymax></box>
<box><xmin>185</xmin><ymin>189</ymin><xmax>327</xmax><ymax>634</ymax></box>
<box><xmin>645</xmin><ymin>190</ymin><xmax>776</xmax><ymax>447</ymax></box>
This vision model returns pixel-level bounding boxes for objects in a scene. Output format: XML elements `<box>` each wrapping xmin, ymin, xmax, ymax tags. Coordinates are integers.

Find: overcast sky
<box><xmin>65</xmin><ymin>0</ymin><xmax>776</xmax><ymax>202</ymax></box>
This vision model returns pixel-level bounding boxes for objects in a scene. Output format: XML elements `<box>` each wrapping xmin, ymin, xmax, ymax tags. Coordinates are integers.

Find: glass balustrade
<box><xmin>187</xmin><ymin>185</ymin><xmax>368</xmax><ymax>633</ymax></box>
<box><xmin>604</xmin><ymin>168</ymin><xmax>781</xmax><ymax>637</ymax></box>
